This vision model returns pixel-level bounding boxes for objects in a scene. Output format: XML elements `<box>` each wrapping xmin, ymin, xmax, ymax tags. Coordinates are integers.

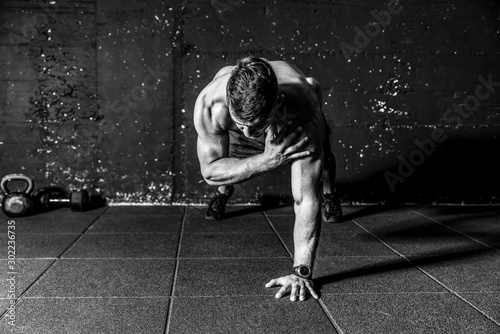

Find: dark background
<box><xmin>1</xmin><ymin>0</ymin><xmax>499</xmax><ymax>204</ymax></box>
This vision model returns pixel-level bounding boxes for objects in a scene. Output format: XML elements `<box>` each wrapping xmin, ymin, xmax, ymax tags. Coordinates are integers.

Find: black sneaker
<box><xmin>322</xmin><ymin>194</ymin><xmax>343</xmax><ymax>223</ymax></box>
<box><xmin>205</xmin><ymin>186</ymin><xmax>234</xmax><ymax>220</ymax></box>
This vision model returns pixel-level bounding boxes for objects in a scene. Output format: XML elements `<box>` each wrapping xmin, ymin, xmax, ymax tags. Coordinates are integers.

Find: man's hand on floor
<box><xmin>265</xmin><ymin>274</ymin><xmax>319</xmax><ymax>301</ymax></box>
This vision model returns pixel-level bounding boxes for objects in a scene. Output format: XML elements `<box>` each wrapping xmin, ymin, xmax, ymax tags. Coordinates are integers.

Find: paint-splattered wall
<box><xmin>1</xmin><ymin>0</ymin><xmax>499</xmax><ymax>204</ymax></box>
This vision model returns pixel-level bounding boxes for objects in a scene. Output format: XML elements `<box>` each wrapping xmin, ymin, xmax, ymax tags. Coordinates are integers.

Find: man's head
<box><xmin>226</xmin><ymin>57</ymin><xmax>280</xmax><ymax>139</ymax></box>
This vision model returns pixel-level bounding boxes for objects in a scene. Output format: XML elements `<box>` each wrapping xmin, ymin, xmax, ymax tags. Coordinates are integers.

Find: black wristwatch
<box><xmin>293</xmin><ymin>265</ymin><xmax>312</xmax><ymax>279</ymax></box>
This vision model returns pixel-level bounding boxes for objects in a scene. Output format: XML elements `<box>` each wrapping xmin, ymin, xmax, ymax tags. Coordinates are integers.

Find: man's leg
<box><xmin>322</xmin><ymin>137</ymin><xmax>336</xmax><ymax>195</ymax></box>
<box><xmin>321</xmin><ymin>135</ymin><xmax>343</xmax><ymax>223</ymax></box>
<box><xmin>306</xmin><ymin>76</ymin><xmax>343</xmax><ymax>222</ymax></box>
<box><xmin>205</xmin><ymin>129</ymin><xmax>264</xmax><ymax>220</ymax></box>
<box><xmin>205</xmin><ymin>185</ymin><xmax>235</xmax><ymax>220</ymax></box>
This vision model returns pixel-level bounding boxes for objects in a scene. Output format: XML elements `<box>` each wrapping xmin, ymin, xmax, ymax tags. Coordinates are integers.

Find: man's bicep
<box><xmin>197</xmin><ymin>131</ymin><xmax>229</xmax><ymax>174</ymax></box>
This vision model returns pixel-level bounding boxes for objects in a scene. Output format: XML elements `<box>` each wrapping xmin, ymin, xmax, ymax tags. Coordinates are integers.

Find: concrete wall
<box><xmin>1</xmin><ymin>0</ymin><xmax>499</xmax><ymax>204</ymax></box>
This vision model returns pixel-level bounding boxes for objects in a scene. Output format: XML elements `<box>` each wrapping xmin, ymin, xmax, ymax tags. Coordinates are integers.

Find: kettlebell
<box><xmin>1</xmin><ymin>174</ymin><xmax>35</xmax><ymax>217</ymax></box>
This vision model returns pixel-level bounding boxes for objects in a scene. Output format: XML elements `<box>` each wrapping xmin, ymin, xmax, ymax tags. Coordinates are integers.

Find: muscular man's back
<box><xmin>195</xmin><ymin>60</ymin><xmax>322</xmax><ymax>135</ymax></box>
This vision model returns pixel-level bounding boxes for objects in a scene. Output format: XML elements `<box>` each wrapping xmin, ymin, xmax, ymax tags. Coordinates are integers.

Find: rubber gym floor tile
<box><xmin>183</xmin><ymin>216</ymin><xmax>273</xmax><ymax>234</ymax></box>
<box><xmin>26</xmin><ymin>259</ymin><xmax>175</xmax><ymax>297</ymax></box>
<box><xmin>371</xmin><ymin>233</ymin><xmax>489</xmax><ymax>257</ymax></box>
<box><xmin>262</xmin><ymin>205</ymin><xmax>294</xmax><ymax>216</ymax></box>
<box><xmin>180</xmin><ymin>233</ymin><xmax>289</xmax><ymax>258</ymax></box>
<box><xmin>412</xmin><ymin>212</ymin><xmax>500</xmax><ymax>249</ymax></box>
<box><xmin>168</xmin><ymin>296</ymin><xmax>336</xmax><ymax>334</ymax></box>
<box><xmin>410</xmin><ymin>207</ymin><xmax>500</xmax><ymax>229</ymax></box>
<box><xmin>105</xmin><ymin>205</ymin><xmax>185</xmax><ymax>216</ymax></box>
<box><xmin>61</xmin><ymin>233</ymin><xmax>179</xmax><ymax>258</ymax></box>
<box><xmin>174</xmin><ymin>258</ymin><xmax>292</xmax><ymax>297</ymax></box>
<box><xmin>460</xmin><ymin>293</ymin><xmax>500</xmax><ymax>324</ymax></box>
<box><xmin>263</xmin><ymin>204</ymin><xmax>363</xmax><ymax>217</ymax></box>
<box><xmin>186</xmin><ymin>205</ymin><xmax>266</xmax><ymax>220</ymax></box>
<box><xmin>0</xmin><ymin>212</ymin><xmax>98</xmax><ymax>234</ymax></box>
<box><xmin>352</xmin><ymin>210</ymin><xmax>442</xmax><ymax>232</ymax></box>
<box><xmin>88</xmin><ymin>214</ymin><xmax>182</xmax><ymax>233</ymax></box>
<box><xmin>0</xmin><ymin>299</ymin><xmax>13</xmax><ymax>317</ymax></box>
<box><xmin>0</xmin><ymin>259</ymin><xmax>54</xmax><ymax>298</ymax></box>
<box><xmin>409</xmin><ymin>206</ymin><xmax>495</xmax><ymax>218</ymax></box>
<box><xmin>321</xmin><ymin>293</ymin><xmax>500</xmax><ymax>334</ymax></box>
<box><xmin>313</xmin><ymin>257</ymin><xmax>447</xmax><ymax>295</ymax></box>
<box><xmin>0</xmin><ymin>207</ymin><xmax>107</xmax><ymax>223</ymax></box>
<box><xmin>0</xmin><ymin>233</ymin><xmax>79</xmax><ymax>259</ymax></box>
<box><xmin>279</xmin><ymin>232</ymin><xmax>396</xmax><ymax>257</ymax></box>
<box><xmin>353</xmin><ymin>215</ymin><xmax>491</xmax><ymax>256</ymax></box>
<box><xmin>267</xmin><ymin>215</ymin><xmax>366</xmax><ymax>234</ymax></box>
<box><xmin>408</xmin><ymin>252</ymin><xmax>500</xmax><ymax>293</ymax></box>
<box><xmin>0</xmin><ymin>297</ymin><xmax>170</xmax><ymax>334</ymax></box>
<box><xmin>341</xmin><ymin>205</ymin><xmax>413</xmax><ymax>219</ymax></box>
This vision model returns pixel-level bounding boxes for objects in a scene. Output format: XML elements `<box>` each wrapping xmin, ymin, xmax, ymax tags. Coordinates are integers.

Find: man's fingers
<box><xmin>290</xmin><ymin>284</ymin><xmax>298</xmax><ymax>301</ymax></box>
<box><xmin>299</xmin><ymin>284</ymin><xmax>307</xmax><ymax>301</ymax></box>
<box><xmin>266</xmin><ymin>124</ymin><xmax>278</xmax><ymax>142</ymax></box>
<box><xmin>275</xmin><ymin>286</ymin><xmax>288</xmax><ymax>299</ymax></box>
<box><xmin>274</xmin><ymin>124</ymin><xmax>303</xmax><ymax>145</ymax></box>
<box><xmin>282</xmin><ymin>136</ymin><xmax>309</xmax><ymax>156</ymax></box>
<box><xmin>281</xmin><ymin>126</ymin><xmax>302</xmax><ymax>146</ymax></box>
<box><xmin>305</xmin><ymin>281</ymin><xmax>319</xmax><ymax>299</ymax></box>
<box><xmin>265</xmin><ymin>279</ymin><xmax>277</xmax><ymax>288</ymax></box>
<box><xmin>287</xmin><ymin>151</ymin><xmax>311</xmax><ymax>160</ymax></box>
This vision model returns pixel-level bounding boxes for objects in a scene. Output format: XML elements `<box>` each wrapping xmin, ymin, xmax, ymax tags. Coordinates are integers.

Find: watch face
<box><xmin>298</xmin><ymin>265</ymin><xmax>311</xmax><ymax>277</ymax></box>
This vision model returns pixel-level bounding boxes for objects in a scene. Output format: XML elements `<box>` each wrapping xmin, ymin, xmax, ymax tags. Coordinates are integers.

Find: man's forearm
<box><xmin>203</xmin><ymin>154</ymin><xmax>269</xmax><ymax>186</ymax></box>
<box><xmin>293</xmin><ymin>199</ymin><xmax>321</xmax><ymax>268</ymax></box>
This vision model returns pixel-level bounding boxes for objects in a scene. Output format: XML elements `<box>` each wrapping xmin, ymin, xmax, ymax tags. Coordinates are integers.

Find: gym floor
<box><xmin>0</xmin><ymin>204</ymin><xmax>499</xmax><ymax>333</ymax></box>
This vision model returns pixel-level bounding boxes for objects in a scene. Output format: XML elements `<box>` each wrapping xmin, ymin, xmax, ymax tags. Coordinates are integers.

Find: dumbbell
<box><xmin>1</xmin><ymin>174</ymin><xmax>36</xmax><ymax>217</ymax></box>
<box><xmin>37</xmin><ymin>189</ymin><xmax>90</xmax><ymax>212</ymax></box>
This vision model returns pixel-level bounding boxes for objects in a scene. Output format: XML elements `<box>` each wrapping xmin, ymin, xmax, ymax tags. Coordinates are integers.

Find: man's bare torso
<box><xmin>194</xmin><ymin>59</ymin><xmax>325</xmax><ymax>143</ymax></box>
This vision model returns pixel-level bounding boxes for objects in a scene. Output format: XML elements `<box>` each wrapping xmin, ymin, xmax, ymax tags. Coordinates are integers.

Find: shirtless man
<box><xmin>193</xmin><ymin>57</ymin><xmax>342</xmax><ymax>301</ymax></box>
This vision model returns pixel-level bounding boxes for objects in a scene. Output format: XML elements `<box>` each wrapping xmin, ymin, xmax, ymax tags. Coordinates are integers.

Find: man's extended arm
<box><xmin>265</xmin><ymin>133</ymin><xmax>324</xmax><ymax>301</ymax></box>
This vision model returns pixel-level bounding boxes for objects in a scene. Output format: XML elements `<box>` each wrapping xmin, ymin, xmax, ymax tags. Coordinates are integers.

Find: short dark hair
<box><xmin>226</xmin><ymin>57</ymin><xmax>279</xmax><ymax>124</ymax></box>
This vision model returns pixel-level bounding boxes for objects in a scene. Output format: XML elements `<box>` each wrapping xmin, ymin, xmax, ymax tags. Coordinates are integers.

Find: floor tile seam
<box><xmin>180</xmin><ymin>231</ymin><xmax>281</xmax><ymax>235</ymax></box>
<box><xmin>277</xmin><ymin>231</ymin><xmax>373</xmax><ymax>235</ymax></box>
<box><xmin>0</xmin><ymin>232</ymin><xmax>83</xmax><ymax>235</ymax></box>
<box><xmin>3</xmin><ymin>291</ymin><xmax>487</xmax><ymax>299</ymax></box>
<box><xmin>262</xmin><ymin>212</ymin><xmax>293</xmax><ymax>258</ymax></box>
<box><xmin>353</xmin><ymin>219</ymin><xmax>500</xmax><ymax>328</ymax></box>
<box><xmin>9</xmin><ymin>296</ymin><xmax>172</xmax><ymax>300</ymax></box>
<box><xmin>263</xmin><ymin>211</ymin><xmax>342</xmax><ymax>333</ymax></box>
<box><xmin>449</xmin><ymin>292</ymin><xmax>500</xmax><ymax>327</ymax></box>
<box><xmin>0</xmin><ymin>257</ymin><xmax>58</xmax><ymax>260</ymax></box>
<box><xmin>319</xmin><ymin>291</ymin><xmax>457</xmax><ymax>296</ymax></box>
<box><xmin>0</xmin><ymin>207</ymin><xmax>110</xmax><ymax>322</ymax></box>
<box><xmin>410</xmin><ymin>209</ymin><xmax>500</xmax><ymax>253</ymax></box>
<box><xmin>8</xmin><ymin>232</ymin><xmax>290</xmax><ymax>235</ymax></box>
<box><xmin>85</xmin><ymin>232</ymin><xmax>182</xmax><ymax>235</ymax></box>
<box><xmin>55</xmin><ymin>256</ymin><xmax>292</xmax><ymax>260</ymax></box>
<box><xmin>317</xmin><ymin>298</ymin><xmax>344</xmax><ymax>334</ymax></box>
<box><xmin>316</xmin><ymin>254</ymin><xmax>400</xmax><ymax>259</ymax></box>
<box><xmin>167</xmin><ymin>294</ymin><xmax>299</xmax><ymax>298</ymax></box>
<box><xmin>164</xmin><ymin>206</ymin><xmax>187</xmax><ymax>334</ymax></box>
<box><xmin>101</xmin><ymin>216</ymin><xmax>185</xmax><ymax>219</ymax></box>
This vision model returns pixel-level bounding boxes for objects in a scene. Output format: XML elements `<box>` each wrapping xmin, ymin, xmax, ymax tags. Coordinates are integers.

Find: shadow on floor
<box><xmin>314</xmin><ymin>245</ymin><xmax>495</xmax><ymax>294</ymax></box>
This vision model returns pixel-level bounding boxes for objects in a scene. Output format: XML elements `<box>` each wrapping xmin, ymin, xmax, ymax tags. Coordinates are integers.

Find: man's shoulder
<box><xmin>213</xmin><ymin>65</ymin><xmax>234</xmax><ymax>79</ymax></box>
<box><xmin>194</xmin><ymin>92</ymin><xmax>231</xmax><ymax>135</ymax></box>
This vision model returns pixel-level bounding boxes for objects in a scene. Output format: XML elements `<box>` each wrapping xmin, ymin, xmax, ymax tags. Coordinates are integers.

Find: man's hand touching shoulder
<box><xmin>261</xmin><ymin>123</ymin><xmax>312</xmax><ymax>170</ymax></box>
